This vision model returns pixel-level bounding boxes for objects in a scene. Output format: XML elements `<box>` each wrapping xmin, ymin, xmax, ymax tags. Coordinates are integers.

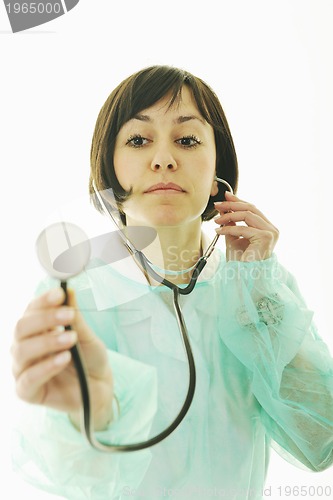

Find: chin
<box><xmin>125</xmin><ymin>204</ymin><xmax>203</xmax><ymax>228</ymax></box>
<box><xmin>154</xmin><ymin>206</ymin><xmax>188</xmax><ymax>224</ymax></box>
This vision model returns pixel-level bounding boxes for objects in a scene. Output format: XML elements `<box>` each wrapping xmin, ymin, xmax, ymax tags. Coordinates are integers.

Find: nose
<box><xmin>150</xmin><ymin>146</ymin><xmax>178</xmax><ymax>172</ymax></box>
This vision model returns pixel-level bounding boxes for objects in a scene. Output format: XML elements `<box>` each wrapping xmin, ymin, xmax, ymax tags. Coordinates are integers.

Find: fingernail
<box><xmin>214</xmin><ymin>201</ymin><xmax>223</xmax><ymax>206</ymax></box>
<box><xmin>55</xmin><ymin>308</ymin><xmax>75</xmax><ymax>322</ymax></box>
<box><xmin>54</xmin><ymin>351</ymin><xmax>71</xmax><ymax>366</ymax></box>
<box><xmin>47</xmin><ymin>288</ymin><xmax>64</xmax><ymax>304</ymax></box>
<box><xmin>57</xmin><ymin>331</ymin><xmax>77</xmax><ymax>344</ymax></box>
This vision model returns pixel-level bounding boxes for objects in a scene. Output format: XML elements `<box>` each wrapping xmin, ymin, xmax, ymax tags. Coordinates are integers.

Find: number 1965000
<box><xmin>6</xmin><ymin>3</ymin><xmax>62</xmax><ymax>14</ymax></box>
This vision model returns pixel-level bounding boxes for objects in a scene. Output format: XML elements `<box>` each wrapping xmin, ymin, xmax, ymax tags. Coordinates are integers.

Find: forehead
<box><xmin>134</xmin><ymin>86</ymin><xmax>203</xmax><ymax>122</ymax></box>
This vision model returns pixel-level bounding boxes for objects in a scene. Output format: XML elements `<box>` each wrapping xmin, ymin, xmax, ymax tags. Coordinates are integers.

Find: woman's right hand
<box><xmin>11</xmin><ymin>287</ymin><xmax>114</xmax><ymax>431</ymax></box>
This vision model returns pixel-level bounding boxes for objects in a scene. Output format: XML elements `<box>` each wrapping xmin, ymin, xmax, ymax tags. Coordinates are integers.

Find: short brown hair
<box><xmin>89</xmin><ymin>65</ymin><xmax>238</xmax><ymax>225</ymax></box>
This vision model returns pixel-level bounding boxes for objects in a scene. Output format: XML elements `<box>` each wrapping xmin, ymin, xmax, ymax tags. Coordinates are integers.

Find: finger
<box><xmin>215</xmin><ymin>200</ymin><xmax>270</xmax><ymax>221</ymax></box>
<box><xmin>214</xmin><ymin>210</ymin><xmax>275</xmax><ymax>231</ymax></box>
<box><xmin>218</xmin><ymin>220</ymin><xmax>238</xmax><ymax>242</ymax></box>
<box><xmin>15</xmin><ymin>350</ymin><xmax>72</xmax><ymax>404</ymax></box>
<box><xmin>224</xmin><ymin>191</ymin><xmax>242</xmax><ymax>201</ymax></box>
<box><xmin>214</xmin><ymin>191</ymin><xmax>246</xmax><ymax>205</ymax></box>
<box><xmin>216</xmin><ymin>225</ymin><xmax>274</xmax><ymax>242</ymax></box>
<box><xmin>14</xmin><ymin>305</ymin><xmax>75</xmax><ymax>341</ymax></box>
<box><xmin>214</xmin><ymin>196</ymin><xmax>275</xmax><ymax>226</ymax></box>
<box><xmin>25</xmin><ymin>287</ymin><xmax>65</xmax><ymax>313</ymax></box>
<box><xmin>12</xmin><ymin>329</ymin><xmax>78</xmax><ymax>379</ymax></box>
<box><xmin>224</xmin><ymin>191</ymin><xmax>262</xmax><ymax>206</ymax></box>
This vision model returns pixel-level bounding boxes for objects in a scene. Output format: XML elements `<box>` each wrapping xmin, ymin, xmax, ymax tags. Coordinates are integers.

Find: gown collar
<box><xmin>85</xmin><ymin>230</ymin><xmax>223</xmax><ymax>311</ymax></box>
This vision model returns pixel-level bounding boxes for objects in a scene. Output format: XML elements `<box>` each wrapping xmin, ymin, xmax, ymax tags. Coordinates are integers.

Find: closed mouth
<box><xmin>144</xmin><ymin>182</ymin><xmax>185</xmax><ymax>193</ymax></box>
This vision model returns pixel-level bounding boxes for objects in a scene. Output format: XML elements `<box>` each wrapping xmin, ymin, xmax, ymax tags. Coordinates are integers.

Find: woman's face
<box><xmin>113</xmin><ymin>86</ymin><xmax>218</xmax><ymax>228</ymax></box>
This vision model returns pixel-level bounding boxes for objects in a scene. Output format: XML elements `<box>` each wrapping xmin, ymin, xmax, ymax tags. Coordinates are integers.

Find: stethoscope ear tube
<box><xmin>214</xmin><ymin>176</ymin><xmax>234</xmax><ymax>195</ymax></box>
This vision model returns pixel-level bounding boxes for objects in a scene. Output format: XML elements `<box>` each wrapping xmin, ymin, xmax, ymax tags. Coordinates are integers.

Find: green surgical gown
<box><xmin>12</xmin><ymin>243</ymin><xmax>333</xmax><ymax>499</ymax></box>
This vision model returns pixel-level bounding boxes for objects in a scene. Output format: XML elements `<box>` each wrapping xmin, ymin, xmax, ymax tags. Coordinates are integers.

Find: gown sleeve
<box><xmin>218</xmin><ymin>254</ymin><xmax>333</xmax><ymax>472</ymax></box>
<box><xmin>11</xmin><ymin>276</ymin><xmax>158</xmax><ymax>500</ymax></box>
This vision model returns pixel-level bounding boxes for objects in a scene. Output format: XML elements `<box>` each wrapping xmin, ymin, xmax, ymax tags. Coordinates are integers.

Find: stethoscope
<box><xmin>36</xmin><ymin>176</ymin><xmax>233</xmax><ymax>452</ymax></box>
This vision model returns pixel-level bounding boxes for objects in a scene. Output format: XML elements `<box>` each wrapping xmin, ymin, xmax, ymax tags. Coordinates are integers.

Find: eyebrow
<box><xmin>133</xmin><ymin>114</ymin><xmax>206</xmax><ymax>125</ymax></box>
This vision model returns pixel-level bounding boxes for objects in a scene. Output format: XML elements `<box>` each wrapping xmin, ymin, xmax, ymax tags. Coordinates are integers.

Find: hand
<box><xmin>11</xmin><ymin>287</ymin><xmax>114</xmax><ymax>431</ymax></box>
<box><xmin>214</xmin><ymin>192</ymin><xmax>279</xmax><ymax>262</ymax></box>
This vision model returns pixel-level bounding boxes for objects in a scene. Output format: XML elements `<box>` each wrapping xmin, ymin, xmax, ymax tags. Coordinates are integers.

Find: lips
<box><xmin>144</xmin><ymin>182</ymin><xmax>185</xmax><ymax>193</ymax></box>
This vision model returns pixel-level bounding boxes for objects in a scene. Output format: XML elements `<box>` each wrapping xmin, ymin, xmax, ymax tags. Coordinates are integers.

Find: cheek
<box><xmin>113</xmin><ymin>150</ymin><xmax>134</xmax><ymax>190</ymax></box>
<box><xmin>196</xmin><ymin>151</ymin><xmax>216</xmax><ymax>185</ymax></box>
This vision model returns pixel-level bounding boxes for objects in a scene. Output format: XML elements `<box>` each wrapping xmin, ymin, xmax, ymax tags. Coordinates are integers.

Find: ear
<box><xmin>210</xmin><ymin>178</ymin><xmax>219</xmax><ymax>197</ymax></box>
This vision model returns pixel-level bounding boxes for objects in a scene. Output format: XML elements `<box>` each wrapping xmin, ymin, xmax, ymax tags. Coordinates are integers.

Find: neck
<box><xmin>126</xmin><ymin>218</ymin><xmax>203</xmax><ymax>285</ymax></box>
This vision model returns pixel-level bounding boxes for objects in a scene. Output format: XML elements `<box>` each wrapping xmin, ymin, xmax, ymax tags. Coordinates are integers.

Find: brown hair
<box><xmin>89</xmin><ymin>65</ymin><xmax>238</xmax><ymax>225</ymax></box>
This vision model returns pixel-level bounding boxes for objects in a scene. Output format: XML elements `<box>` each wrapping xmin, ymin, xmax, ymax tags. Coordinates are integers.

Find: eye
<box><xmin>126</xmin><ymin>134</ymin><xmax>149</xmax><ymax>148</ymax></box>
<box><xmin>176</xmin><ymin>135</ymin><xmax>202</xmax><ymax>148</ymax></box>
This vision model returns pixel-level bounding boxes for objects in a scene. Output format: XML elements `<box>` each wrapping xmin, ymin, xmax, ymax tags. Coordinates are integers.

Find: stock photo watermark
<box><xmin>166</xmin><ymin>244</ymin><xmax>283</xmax><ymax>283</ymax></box>
<box><xmin>3</xmin><ymin>0</ymin><xmax>80</xmax><ymax>32</ymax></box>
<box><xmin>121</xmin><ymin>484</ymin><xmax>333</xmax><ymax>498</ymax></box>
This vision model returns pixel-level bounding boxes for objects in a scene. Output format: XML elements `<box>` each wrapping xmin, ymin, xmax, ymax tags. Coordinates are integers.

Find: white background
<box><xmin>1</xmin><ymin>0</ymin><xmax>333</xmax><ymax>498</ymax></box>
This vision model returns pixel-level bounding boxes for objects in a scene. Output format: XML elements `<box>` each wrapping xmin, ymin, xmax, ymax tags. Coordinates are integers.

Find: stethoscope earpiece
<box><xmin>214</xmin><ymin>176</ymin><xmax>234</xmax><ymax>195</ymax></box>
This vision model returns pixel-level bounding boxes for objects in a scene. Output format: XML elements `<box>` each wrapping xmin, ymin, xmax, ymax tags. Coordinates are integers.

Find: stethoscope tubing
<box><xmin>63</xmin><ymin>178</ymin><xmax>233</xmax><ymax>452</ymax></box>
<box><xmin>63</xmin><ymin>279</ymin><xmax>197</xmax><ymax>452</ymax></box>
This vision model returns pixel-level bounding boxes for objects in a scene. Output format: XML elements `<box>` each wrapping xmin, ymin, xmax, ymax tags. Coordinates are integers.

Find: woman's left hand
<box><xmin>214</xmin><ymin>192</ymin><xmax>279</xmax><ymax>262</ymax></box>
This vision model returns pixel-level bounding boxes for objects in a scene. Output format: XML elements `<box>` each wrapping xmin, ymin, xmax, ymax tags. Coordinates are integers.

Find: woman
<box><xmin>11</xmin><ymin>65</ymin><xmax>333</xmax><ymax>499</ymax></box>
